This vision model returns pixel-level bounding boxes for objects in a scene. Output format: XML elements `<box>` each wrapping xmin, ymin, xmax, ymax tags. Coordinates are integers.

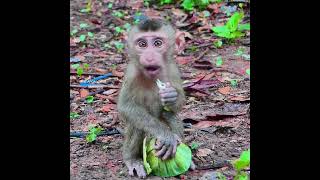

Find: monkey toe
<box><xmin>136</xmin><ymin>166</ymin><xmax>147</xmax><ymax>178</ymax></box>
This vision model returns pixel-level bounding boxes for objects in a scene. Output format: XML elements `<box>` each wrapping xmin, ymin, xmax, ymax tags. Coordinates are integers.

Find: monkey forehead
<box><xmin>133</xmin><ymin>32</ymin><xmax>169</xmax><ymax>41</ymax></box>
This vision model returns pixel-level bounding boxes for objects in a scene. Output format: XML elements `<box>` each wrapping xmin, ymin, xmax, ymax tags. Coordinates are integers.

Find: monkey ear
<box><xmin>175</xmin><ymin>30</ymin><xmax>186</xmax><ymax>54</ymax></box>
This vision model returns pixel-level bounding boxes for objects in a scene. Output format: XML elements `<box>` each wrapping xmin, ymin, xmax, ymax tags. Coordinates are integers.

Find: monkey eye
<box><xmin>153</xmin><ymin>38</ymin><xmax>163</xmax><ymax>47</ymax></box>
<box><xmin>137</xmin><ymin>39</ymin><xmax>147</xmax><ymax>48</ymax></box>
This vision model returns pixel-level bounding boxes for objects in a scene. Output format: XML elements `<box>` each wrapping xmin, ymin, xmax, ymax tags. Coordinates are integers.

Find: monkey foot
<box><xmin>127</xmin><ymin>161</ymin><xmax>147</xmax><ymax>179</ymax></box>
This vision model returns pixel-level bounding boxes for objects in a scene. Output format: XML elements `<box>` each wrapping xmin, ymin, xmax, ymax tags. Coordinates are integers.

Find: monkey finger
<box><xmin>154</xmin><ymin>140</ymin><xmax>164</xmax><ymax>150</ymax></box>
<box><xmin>172</xmin><ymin>142</ymin><xmax>177</xmax><ymax>157</ymax></box>
<box><xmin>163</xmin><ymin>98</ymin><xmax>177</xmax><ymax>105</ymax></box>
<box><xmin>162</xmin><ymin>145</ymin><xmax>173</xmax><ymax>160</ymax></box>
<box><xmin>160</xmin><ymin>92</ymin><xmax>178</xmax><ymax>99</ymax></box>
<box><xmin>155</xmin><ymin>145</ymin><xmax>167</xmax><ymax>157</ymax></box>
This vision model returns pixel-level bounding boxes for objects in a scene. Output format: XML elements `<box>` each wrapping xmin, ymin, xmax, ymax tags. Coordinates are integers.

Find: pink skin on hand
<box><xmin>159</xmin><ymin>82</ymin><xmax>178</xmax><ymax>106</ymax></box>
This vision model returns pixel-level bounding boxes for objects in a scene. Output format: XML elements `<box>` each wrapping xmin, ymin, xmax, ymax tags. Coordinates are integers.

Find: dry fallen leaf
<box><xmin>102</xmin><ymin>104</ymin><xmax>116</xmax><ymax>113</ymax></box>
<box><xmin>112</xmin><ymin>70</ymin><xmax>124</xmax><ymax>77</ymax></box>
<box><xmin>193</xmin><ymin>121</ymin><xmax>216</xmax><ymax>129</ymax></box>
<box><xmin>176</xmin><ymin>56</ymin><xmax>193</xmax><ymax>65</ymax></box>
<box><xmin>103</xmin><ymin>89</ymin><xmax>118</xmax><ymax>96</ymax></box>
<box><xmin>197</xmin><ymin>148</ymin><xmax>213</xmax><ymax>157</ymax></box>
<box><xmin>80</xmin><ymin>89</ymin><xmax>89</xmax><ymax>98</ymax></box>
<box><xmin>95</xmin><ymin>68</ymin><xmax>108</xmax><ymax>74</ymax></box>
<box><xmin>218</xmin><ymin>86</ymin><xmax>231</xmax><ymax>95</ymax></box>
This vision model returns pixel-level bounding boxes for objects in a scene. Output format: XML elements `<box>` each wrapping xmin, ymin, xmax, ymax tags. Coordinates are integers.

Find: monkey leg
<box><xmin>123</xmin><ymin>126</ymin><xmax>146</xmax><ymax>178</ymax></box>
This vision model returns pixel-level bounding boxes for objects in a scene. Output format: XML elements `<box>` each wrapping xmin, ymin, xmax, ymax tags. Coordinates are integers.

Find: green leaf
<box><xmin>86</xmin><ymin>133</ymin><xmax>97</xmax><ymax>142</ymax></box>
<box><xmin>113</xmin><ymin>11</ymin><xmax>124</xmax><ymax>18</ymax></box>
<box><xmin>80</xmin><ymin>23</ymin><xmax>89</xmax><ymax>29</ymax></box>
<box><xmin>181</xmin><ymin>0</ymin><xmax>195</xmax><ymax>11</ymax></box>
<box><xmin>246</xmin><ymin>69</ymin><xmax>250</xmax><ymax>75</ymax></box>
<box><xmin>230</xmin><ymin>79</ymin><xmax>238</xmax><ymax>87</ymax></box>
<box><xmin>83</xmin><ymin>63</ymin><xmax>89</xmax><ymax>70</ymax></box>
<box><xmin>143</xmin><ymin>138</ymin><xmax>152</xmax><ymax>175</ymax></box>
<box><xmin>213</xmin><ymin>40</ymin><xmax>223</xmax><ymax>48</ymax></box>
<box><xmin>238</xmin><ymin>23</ymin><xmax>250</xmax><ymax>31</ymax></box>
<box><xmin>108</xmin><ymin>3</ymin><xmax>113</xmax><ymax>9</ymax></box>
<box><xmin>216</xmin><ymin>56</ymin><xmax>223</xmax><ymax>67</ymax></box>
<box><xmin>114</xmin><ymin>41</ymin><xmax>124</xmax><ymax>52</ymax></box>
<box><xmin>77</xmin><ymin>67</ymin><xmax>84</xmax><ymax>76</ymax></box>
<box><xmin>70</xmin><ymin>112</ymin><xmax>80</xmax><ymax>119</ymax></box>
<box><xmin>226</xmin><ymin>12</ymin><xmax>244</xmax><ymax>32</ymax></box>
<box><xmin>87</xmin><ymin>32</ymin><xmax>94</xmax><ymax>37</ymax></box>
<box><xmin>123</xmin><ymin>23</ymin><xmax>131</xmax><ymax>31</ymax></box>
<box><xmin>86</xmin><ymin>96</ymin><xmax>94</xmax><ymax>103</ymax></box>
<box><xmin>212</xmin><ymin>26</ymin><xmax>231</xmax><ymax>38</ymax></box>
<box><xmin>71</xmin><ymin>29</ymin><xmax>78</xmax><ymax>36</ymax></box>
<box><xmin>79</xmin><ymin>35</ymin><xmax>86</xmax><ymax>42</ymax></box>
<box><xmin>234</xmin><ymin>171</ymin><xmax>249</xmax><ymax>180</ymax></box>
<box><xmin>71</xmin><ymin>63</ymin><xmax>80</xmax><ymax>69</ymax></box>
<box><xmin>233</xmin><ymin>149</ymin><xmax>250</xmax><ymax>171</ymax></box>
<box><xmin>242</xmin><ymin>54</ymin><xmax>250</xmax><ymax>60</ymax></box>
<box><xmin>235</xmin><ymin>47</ymin><xmax>244</xmax><ymax>56</ymax></box>
<box><xmin>160</xmin><ymin>0</ymin><xmax>173</xmax><ymax>5</ymax></box>
<box><xmin>190</xmin><ymin>142</ymin><xmax>199</xmax><ymax>150</ymax></box>
<box><xmin>197</xmin><ymin>0</ymin><xmax>210</xmax><ymax>9</ymax></box>
<box><xmin>115</xmin><ymin>26</ymin><xmax>124</xmax><ymax>34</ymax></box>
<box><xmin>144</xmin><ymin>138</ymin><xmax>192</xmax><ymax>177</ymax></box>
<box><xmin>80</xmin><ymin>8</ymin><xmax>90</xmax><ymax>13</ymax></box>
<box><xmin>104</xmin><ymin>43</ymin><xmax>112</xmax><ymax>49</ymax></box>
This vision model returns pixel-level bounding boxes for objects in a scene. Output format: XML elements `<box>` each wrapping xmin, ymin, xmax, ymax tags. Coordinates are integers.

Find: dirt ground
<box><xmin>70</xmin><ymin>0</ymin><xmax>250</xmax><ymax>179</ymax></box>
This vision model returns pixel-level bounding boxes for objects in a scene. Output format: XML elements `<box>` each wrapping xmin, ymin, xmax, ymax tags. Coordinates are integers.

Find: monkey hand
<box><xmin>154</xmin><ymin>133</ymin><xmax>181</xmax><ymax>160</ymax></box>
<box><xmin>159</xmin><ymin>82</ymin><xmax>178</xmax><ymax>106</ymax></box>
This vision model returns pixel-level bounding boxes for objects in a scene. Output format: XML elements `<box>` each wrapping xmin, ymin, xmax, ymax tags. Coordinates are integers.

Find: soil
<box><xmin>70</xmin><ymin>0</ymin><xmax>250</xmax><ymax>179</ymax></box>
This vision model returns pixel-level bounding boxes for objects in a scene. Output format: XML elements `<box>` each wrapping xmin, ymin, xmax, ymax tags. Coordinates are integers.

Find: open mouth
<box><xmin>145</xmin><ymin>65</ymin><xmax>160</xmax><ymax>72</ymax></box>
<box><xmin>144</xmin><ymin>65</ymin><xmax>160</xmax><ymax>76</ymax></box>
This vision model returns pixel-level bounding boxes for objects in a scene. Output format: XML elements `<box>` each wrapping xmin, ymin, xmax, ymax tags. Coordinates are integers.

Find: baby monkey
<box><xmin>117</xmin><ymin>18</ymin><xmax>192</xmax><ymax>178</ymax></box>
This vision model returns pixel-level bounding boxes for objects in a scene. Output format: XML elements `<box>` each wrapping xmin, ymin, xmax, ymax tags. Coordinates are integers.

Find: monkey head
<box><xmin>127</xmin><ymin>18</ymin><xmax>176</xmax><ymax>79</ymax></box>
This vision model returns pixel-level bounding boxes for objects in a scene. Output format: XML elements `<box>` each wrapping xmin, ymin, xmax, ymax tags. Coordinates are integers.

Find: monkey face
<box><xmin>133</xmin><ymin>32</ymin><xmax>169</xmax><ymax>79</ymax></box>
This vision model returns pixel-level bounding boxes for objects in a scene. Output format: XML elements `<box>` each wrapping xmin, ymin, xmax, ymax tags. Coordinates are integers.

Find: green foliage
<box><xmin>87</xmin><ymin>32</ymin><xmax>94</xmax><ymax>38</ymax></box>
<box><xmin>190</xmin><ymin>142</ymin><xmax>199</xmax><ymax>150</ymax></box>
<box><xmin>103</xmin><ymin>43</ymin><xmax>112</xmax><ymax>49</ymax></box>
<box><xmin>235</xmin><ymin>47</ymin><xmax>244</xmax><ymax>56</ymax></box>
<box><xmin>212</xmin><ymin>12</ymin><xmax>250</xmax><ymax>40</ymax></box>
<box><xmin>213</xmin><ymin>40</ymin><xmax>223</xmax><ymax>48</ymax></box>
<box><xmin>123</xmin><ymin>23</ymin><xmax>132</xmax><ymax>31</ymax></box>
<box><xmin>86</xmin><ymin>125</ymin><xmax>103</xmax><ymax>143</ymax></box>
<box><xmin>112</xmin><ymin>11</ymin><xmax>124</xmax><ymax>18</ymax></box>
<box><xmin>80</xmin><ymin>23</ymin><xmax>89</xmax><ymax>29</ymax></box>
<box><xmin>114</xmin><ymin>41</ymin><xmax>124</xmax><ymax>52</ymax></box>
<box><xmin>216</xmin><ymin>56</ymin><xmax>223</xmax><ymax>67</ymax></box>
<box><xmin>79</xmin><ymin>34</ymin><xmax>86</xmax><ymax>42</ymax></box>
<box><xmin>86</xmin><ymin>96</ymin><xmax>94</xmax><ymax>103</ymax></box>
<box><xmin>160</xmin><ymin>0</ymin><xmax>173</xmax><ymax>5</ymax></box>
<box><xmin>232</xmin><ymin>149</ymin><xmax>250</xmax><ymax>180</ymax></box>
<box><xmin>71</xmin><ymin>63</ymin><xmax>80</xmax><ymax>69</ymax></box>
<box><xmin>108</xmin><ymin>3</ymin><xmax>113</xmax><ymax>9</ymax></box>
<box><xmin>70</xmin><ymin>29</ymin><xmax>78</xmax><ymax>36</ymax></box>
<box><xmin>70</xmin><ymin>112</ymin><xmax>80</xmax><ymax>119</ymax></box>
<box><xmin>182</xmin><ymin>0</ymin><xmax>212</xmax><ymax>11</ymax></box>
<box><xmin>246</xmin><ymin>68</ymin><xmax>250</xmax><ymax>75</ymax></box>
<box><xmin>83</xmin><ymin>63</ymin><xmax>89</xmax><ymax>70</ymax></box>
<box><xmin>230</xmin><ymin>79</ymin><xmax>238</xmax><ymax>87</ymax></box>
<box><xmin>77</xmin><ymin>67</ymin><xmax>84</xmax><ymax>76</ymax></box>
<box><xmin>143</xmin><ymin>138</ymin><xmax>192</xmax><ymax>177</ymax></box>
<box><xmin>188</xmin><ymin>45</ymin><xmax>198</xmax><ymax>52</ymax></box>
<box><xmin>115</xmin><ymin>26</ymin><xmax>125</xmax><ymax>34</ymax></box>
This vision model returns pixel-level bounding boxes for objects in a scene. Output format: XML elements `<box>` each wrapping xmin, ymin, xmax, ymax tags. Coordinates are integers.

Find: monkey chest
<box><xmin>134</xmin><ymin>88</ymin><xmax>162</xmax><ymax>116</ymax></box>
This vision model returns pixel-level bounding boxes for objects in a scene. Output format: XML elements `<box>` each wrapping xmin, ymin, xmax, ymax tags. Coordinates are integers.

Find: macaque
<box><xmin>117</xmin><ymin>18</ymin><xmax>190</xmax><ymax>178</ymax></box>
